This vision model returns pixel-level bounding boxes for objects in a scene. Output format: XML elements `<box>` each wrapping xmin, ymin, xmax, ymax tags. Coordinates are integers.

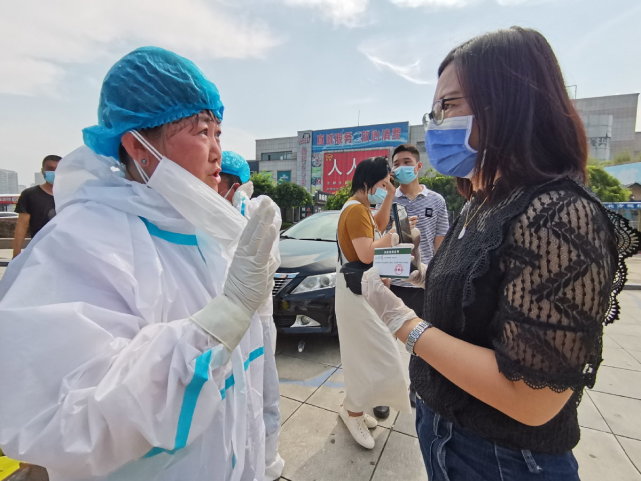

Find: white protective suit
<box><xmin>0</xmin><ymin>146</ymin><xmax>272</xmax><ymax>480</ymax></box>
<box><xmin>234</xmin><ymin>189</ymin><xmax>284</xmax><ymax>480</ymax></box>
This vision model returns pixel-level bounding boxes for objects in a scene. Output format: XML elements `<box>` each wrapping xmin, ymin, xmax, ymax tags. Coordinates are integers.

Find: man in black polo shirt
<box><xmin>12</xmin><ymin>154</ymin><xmax>61</xmax><ymax>258</ymax></box>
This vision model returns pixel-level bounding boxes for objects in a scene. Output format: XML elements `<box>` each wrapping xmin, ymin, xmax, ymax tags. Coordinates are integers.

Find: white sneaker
<box><xmin>339</xmin><ymin>407</ymin><xmax>375</xmax><ymax>449</ymax></box>
<box><xmin>265</xmin><ymin>453</ymin><xmax>285</xmax><ymax>480</ymax></box>
<box><xmin>363</xmin><ymin>413</ymin><xmax>378</xmax><ymax>429</ymax></box>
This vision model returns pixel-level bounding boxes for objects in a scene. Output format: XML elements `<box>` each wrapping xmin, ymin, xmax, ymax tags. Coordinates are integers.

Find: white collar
<box><xmin>395</xmin><ymin>184</ymin><xmax>428</xmax><ymax>199</ymax></box>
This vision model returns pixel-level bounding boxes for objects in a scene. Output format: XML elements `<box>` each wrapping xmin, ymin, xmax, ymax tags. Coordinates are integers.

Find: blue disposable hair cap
<box><xmin>221</xmin><ymin>151</ymin><xmax>250</xmax><ymax>184</ymax></box>
<box><xmin>83</xmin><ymin>46</ymin><xmax>224</xmax><ymax>159</ymax></box>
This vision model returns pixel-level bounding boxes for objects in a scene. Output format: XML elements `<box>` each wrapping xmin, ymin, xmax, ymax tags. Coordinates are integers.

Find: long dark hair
<box><xmin>350</xmin><ymin>157</ymin><xmax>391</xmax><ymax>195</ymax></box>
<box><xmin>438</xmin><ymin>27</ymin><xmax>587</xmax><ymax>199</ymax></box>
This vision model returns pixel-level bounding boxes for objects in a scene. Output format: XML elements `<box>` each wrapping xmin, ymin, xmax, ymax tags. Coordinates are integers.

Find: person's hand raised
<box><xmin>382</xmin><ymin>176</ymin><xmax>396</xmax><ymax>196</ymax></box>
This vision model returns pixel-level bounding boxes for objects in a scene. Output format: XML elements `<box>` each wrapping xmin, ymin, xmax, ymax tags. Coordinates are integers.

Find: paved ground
<box><xmin>628</xmin><ymin>255</ymin><xmax>641</xmax><ymax>285</ymax></box>
<box><xmin>274</xmin><ymin>286</ymin><xmax>641</xmax><ymax>481</ymax></box>
<box><xmin>1</xmin><ymin>251</ymin><xmax>641</xmax><ymax>480</ymax></box>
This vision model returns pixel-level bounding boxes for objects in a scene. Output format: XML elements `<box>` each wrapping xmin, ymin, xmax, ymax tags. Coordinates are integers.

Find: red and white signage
<box><xmin>322</xmin><ymin>149</ymin><xmax>388</xmax><ymax>193</ymax></box>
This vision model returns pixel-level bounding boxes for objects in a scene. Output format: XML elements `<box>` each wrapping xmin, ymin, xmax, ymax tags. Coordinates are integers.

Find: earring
<box><xmin>140</xmin><ymin>158</ymin><xmax>148</xmax><ymax>166</ymax></box>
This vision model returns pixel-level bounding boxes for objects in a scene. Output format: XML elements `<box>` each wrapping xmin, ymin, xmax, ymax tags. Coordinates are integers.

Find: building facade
<box><xmin>573</xmin><ymin>93</ymin><xmax>641</xmax><ymax>161</ymax></box>
<box><xmin>0</xmin><ymin>169</ymin><xmax>19</xmax><ymax>195</ymax></box>
<box><xmin>256</xmin><ymin>122</ymin><xmax>428</xmax><ymax>193</ymax></box>
<box><xmin>255</xmin><ymin>93</ymin><xmax>641</xmax><ymax>192</ymax></box>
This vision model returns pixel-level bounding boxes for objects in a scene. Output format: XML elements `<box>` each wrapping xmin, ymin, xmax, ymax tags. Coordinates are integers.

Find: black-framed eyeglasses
<box><xmin>422</xmin><ymin>96</ymin><xmax>465</xmax><ymax>129</ymax></box>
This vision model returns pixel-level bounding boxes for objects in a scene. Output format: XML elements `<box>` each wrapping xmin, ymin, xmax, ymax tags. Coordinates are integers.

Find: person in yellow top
<box><xmin>335</xmin><ymin>156</ymin><xmax>411</xmax><ymax>449</ymax></box>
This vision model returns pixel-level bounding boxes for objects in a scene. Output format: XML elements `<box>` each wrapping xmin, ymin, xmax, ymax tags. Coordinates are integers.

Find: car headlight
<box><xmin>291</xmin><ymin>273</ymin><xmax>336</xmax><ymax>294</ymax></box>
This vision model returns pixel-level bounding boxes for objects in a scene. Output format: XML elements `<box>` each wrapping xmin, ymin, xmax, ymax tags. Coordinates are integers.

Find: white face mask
<box><xmin>232</xmin><ymin>182</ymin><xmax>253</xmax><ymax>215</ymax></box>
<box><xmin>131</xmin><ymin>156</ymin><xmax>151</xmax><ymax>183</ymax></box>
<box><xmin>222</xmin><ymin>187</ymin><xmax>234</xmax><ymax>201</ymax></box>
<box><xmin>130</xmin><ymin>130</ymin><xmax>246</xmax><ymax>256</ymax></box>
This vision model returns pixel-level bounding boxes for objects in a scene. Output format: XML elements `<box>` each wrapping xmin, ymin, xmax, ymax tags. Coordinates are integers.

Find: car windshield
<box><xmin>282</xmin><ymin>211</ymin><xmax>339</xmax><ymax>241</ymax></box>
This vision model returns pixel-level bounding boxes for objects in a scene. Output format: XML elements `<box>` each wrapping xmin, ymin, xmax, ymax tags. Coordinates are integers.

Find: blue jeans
<box><xmin>415</xmin><ymin>397</ymin><xmax>580</xmax><ymax>481</ymax></box>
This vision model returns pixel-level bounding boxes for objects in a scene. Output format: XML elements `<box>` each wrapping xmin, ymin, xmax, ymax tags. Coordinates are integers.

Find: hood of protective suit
<box><xmin>55</xmin><ymin>146</ymin><xmax>189</xmax><ymax>231</ymax></box>
<box><xmin>54</xmin><ymin>146</ymin><xmax>246</xmax><ymax>266</ymax></box>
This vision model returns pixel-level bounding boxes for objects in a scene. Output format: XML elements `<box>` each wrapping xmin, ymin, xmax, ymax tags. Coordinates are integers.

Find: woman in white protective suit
<box><xmin>218</xmin><ymin>150</ymin><xmax>285</xmax><ymax>481</ymax></box>
<box><xmin>0</xmin><ymin>46</ymin><xmax>280</xmax><ymax>481</ymax></box>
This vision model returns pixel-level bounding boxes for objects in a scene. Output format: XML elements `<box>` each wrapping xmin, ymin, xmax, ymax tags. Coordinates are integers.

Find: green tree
<box><xmin>273</xmin><ymin>182</ymin><xmax>313</xmax><ymax>209</ymax></box>
<box><xmin>325</xmin><ymin>182</ymin><xmax>352</xmax><ymax>210</ymax></box>
<box><xmin>419</xmin><ymin>172</ymin><xmax>466</xmax><ymax>216</ymax></box>
<box><xmin>250</xmin><ymin>172</ymin><xmax>275</xmax><ymax>199</ymax></box>
<box><xmin>587</xmin><ymin>165</ymin><xmax>631</xmax><ymax>202</ymax></box>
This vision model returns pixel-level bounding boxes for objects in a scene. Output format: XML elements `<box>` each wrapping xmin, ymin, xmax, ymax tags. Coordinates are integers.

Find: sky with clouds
<box><xmin>1</xmin><ymin>0</ymin><xmax>640</xmax><ymax>186</ymax></box>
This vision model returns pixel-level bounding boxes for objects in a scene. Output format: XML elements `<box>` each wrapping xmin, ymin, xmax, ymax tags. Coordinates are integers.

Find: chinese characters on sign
<box><xmin>310</xmin><ymin>122</ymin><xmax>409</xmax><ymax>192</ymax></box>
<box><xmin>313</xmin><ymin>123</ymin><xmax>408</xmax><ymax>152</ymax></box>
<box><xmin>297</xmin><ymin>130</ymin><xmax>312</xmax><ymax>189</ymax></box>
<box><xmin>322</xmin><ymin>149</ymin><xmax>389</xmax><ymax>193</ymax></box>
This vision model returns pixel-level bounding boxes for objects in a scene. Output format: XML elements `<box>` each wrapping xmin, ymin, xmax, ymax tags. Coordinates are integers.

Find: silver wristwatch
<box><xmin>405</xmin><ymin>320</ymin><xmax>433</xmax><ymax>355</ymax></box>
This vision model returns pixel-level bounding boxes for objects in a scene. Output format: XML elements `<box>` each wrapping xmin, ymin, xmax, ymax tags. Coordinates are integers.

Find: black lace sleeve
<box><xmin>601</xmin><ymin>208</ymin><xmax>641</xmax><ymax>325</ymax></box>
<box><xmin>493</xmin><ymin>190</ymin><xmax>619</xmax><ymax>391</ymax></box>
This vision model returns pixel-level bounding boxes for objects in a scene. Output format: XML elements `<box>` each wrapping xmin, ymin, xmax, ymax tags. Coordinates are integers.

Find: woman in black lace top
<box><xmin>360</xmin><ymin>27</ymin><xmax>640</xmax><ymax>481</ymax></box>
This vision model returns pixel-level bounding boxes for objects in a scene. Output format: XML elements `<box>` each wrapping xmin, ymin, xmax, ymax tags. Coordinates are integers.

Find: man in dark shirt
<box><xmin>12</xmin><ymin>154</ymin><xmax>61</xmax><ymax>258</ymax></box>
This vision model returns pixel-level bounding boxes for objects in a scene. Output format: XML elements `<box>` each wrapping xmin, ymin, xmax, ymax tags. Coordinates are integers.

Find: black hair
<box><xmin>118</xmin><ymin>144</ymin><xmax>132</xmax><ymax>166</ymax></box>
<box><xmin>350</xmin><ymin>157</ymin><xmax>391</xmax><ymax>195</ymax></box>
<box><xmin>42</xmin><ymin>155</ymin><xmax>61</xmax><ymax>168</ymax></box>
<box><xmin>392</xmin><ymin>144</ymin><xmax>420</xmax><ymax>163</ymax></box>
<box><xmin>220</xmin><ymin>172</ymin><xmax>242</xmax><ymax>190</ymax></box>
<box><xmin>438</xmin><ymin>26</ymin><xmax>587</xmax><ymax>200</ymax></box>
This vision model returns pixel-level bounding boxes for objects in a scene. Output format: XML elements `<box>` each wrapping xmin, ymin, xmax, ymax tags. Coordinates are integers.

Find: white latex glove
<box><xmin>408</xmin><ymin>262</ymin><xmax>428</xmax><ymax>288</ymax></box>
<box><xmin>361</xmin><ymin>267</ymin><xmax>418</xmax><ymax>335</ymax></box>
<box><xmin>247</xmin><ymin>195</ymin><xmax>282</xmax><ymax>317</ymax></box>
<box><xmin>225</xmin><ymin>197</ymin><xmax>279</xmax><ymax>307</ymax></box>
<box><xmin>406</xmin><ymin>227</ymin><xmax>427</xmax><ymax>287</ymax></box>
<box><xmin>388</xmin><ymin>226</ymin><xmax>399</xmax><ymax>247</ymax></box>
<box><xmin>191</xmin><ymin>197</ymin><xmax>279</xmax><ymax>350</ymax></box>
<box><xmin>243</xmin><ymin>194</ymin><xmax>281</xmax><ymax>281</ymax></box>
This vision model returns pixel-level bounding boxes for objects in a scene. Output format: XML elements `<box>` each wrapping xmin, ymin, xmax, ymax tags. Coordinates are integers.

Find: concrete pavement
<box><xmin>274</xmin><ymin>288</ymin><xmax>641</xmax><ymax>481</ymax></box>
<box><xmin>628</xmin><ymin>255</ymin><xmax>641</xmax><ymax>287</ymax></box>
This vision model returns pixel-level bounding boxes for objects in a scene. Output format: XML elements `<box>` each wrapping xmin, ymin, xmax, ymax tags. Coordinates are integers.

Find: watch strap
<box><xmin>405</xmin><ymin>320</ymin><xmax>432</xmax><ymax>355</ymax></box>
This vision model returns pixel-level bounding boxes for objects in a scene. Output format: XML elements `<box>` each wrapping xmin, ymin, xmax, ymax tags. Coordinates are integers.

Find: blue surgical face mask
<box><xmin>43</xmin><ymin>171</ymin><xmax>56</xmax><ymax>184</ymax></box>
<box><xmin>424</xmin><ymin>115</ymin><xmax>477</xmax><ymax>178</ymax></box>
<box><xmin>393</xmin><ymin>166</ymin><xmax>417</xmax><ymax>184</ymax></box>
<box><xmin>368</xmin><ymin>187</ymin><xmax>387</xmax><ymax>205</ymax></box>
